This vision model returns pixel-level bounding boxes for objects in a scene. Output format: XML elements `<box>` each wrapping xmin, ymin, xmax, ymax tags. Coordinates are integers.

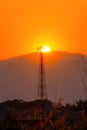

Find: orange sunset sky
<box><xmin>0</xmin><ymin>0</ymin><xmax>87</xmax><ymax>60</ymax></box>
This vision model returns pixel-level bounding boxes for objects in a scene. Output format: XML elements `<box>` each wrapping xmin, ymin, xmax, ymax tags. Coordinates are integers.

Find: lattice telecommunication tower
<box><xmin>37</xmin><ymin>46</ymin><xmax>47</xmax><ymax>100</ymax></box>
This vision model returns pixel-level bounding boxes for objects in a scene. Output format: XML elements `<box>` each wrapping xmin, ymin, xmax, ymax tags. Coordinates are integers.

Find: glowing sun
<box><xmin>41</xmin><ymin>46</ymin><xmax>51</xmax><ymax>53</ymax></box>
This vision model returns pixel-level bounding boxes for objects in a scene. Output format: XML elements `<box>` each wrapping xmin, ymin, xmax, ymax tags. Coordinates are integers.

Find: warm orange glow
<box><xmin>41</xmin><ymin>46</ymin><xmax>51</xmax><ymax>53</ymax></box>
<box><xmin>0</xmin><ymin>0</ymin><xmax>87</xmax><ymax>60</ymax></box>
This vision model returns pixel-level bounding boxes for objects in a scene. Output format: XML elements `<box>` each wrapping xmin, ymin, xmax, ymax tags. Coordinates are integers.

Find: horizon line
<box><xmin>0</xmin><ymin>50</ymin><xmax>86</xmax><ymax>61</ymax></box>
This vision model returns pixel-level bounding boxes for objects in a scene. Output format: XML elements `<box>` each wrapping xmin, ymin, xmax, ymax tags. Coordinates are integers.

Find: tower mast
<box><xmin>37</xmin><ymin>46</ymin><xmax>47</xmax><ymax>100</ymax></box>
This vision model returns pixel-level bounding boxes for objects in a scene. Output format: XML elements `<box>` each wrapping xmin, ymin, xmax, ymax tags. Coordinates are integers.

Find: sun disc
<box><xmin>41</xmin><ymin>46</ymin><xmax>51</xmax><ymax>53</ymax></box>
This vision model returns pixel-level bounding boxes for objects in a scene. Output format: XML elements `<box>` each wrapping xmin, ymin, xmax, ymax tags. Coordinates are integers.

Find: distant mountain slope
<box><xmin>0</xmin><ymin>51</ymin><xmax>87</xmax><ymax>103</ymax></box>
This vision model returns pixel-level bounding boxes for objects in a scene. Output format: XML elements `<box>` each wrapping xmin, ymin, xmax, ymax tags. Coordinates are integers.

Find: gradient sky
<box><xmin>0</xmin><ymin>0</ymin><xmax>87</xmax><ymax>60</ymax></box>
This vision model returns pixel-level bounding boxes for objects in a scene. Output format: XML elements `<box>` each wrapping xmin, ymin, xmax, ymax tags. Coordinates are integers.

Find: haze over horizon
<box><xmin>0</xmin><ymin>51</ymin><xmax>87</xmax><ymax>103</ymax></box>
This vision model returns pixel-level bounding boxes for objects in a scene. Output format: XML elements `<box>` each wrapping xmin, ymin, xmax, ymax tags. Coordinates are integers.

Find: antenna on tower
<box><xmin>75</xmin><ymin>54</ymin><xmax>87</xmax><ymax>98</ymax></box>
<box><xmin>80</xmin><ymin>55</ymin><xmax>87</xmax><ymax>97</ymax></box>
<box><xmin>37</xmin><ymin>46</ymin><xmax>47</xmax><ymax>100</ymax></box>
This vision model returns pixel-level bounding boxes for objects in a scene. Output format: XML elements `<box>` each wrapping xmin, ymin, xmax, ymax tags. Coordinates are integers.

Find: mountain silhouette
<box><xmin>0</xmin><ymin>51</ymin><xmax>87</xmax><ymax>103</ymax></box>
